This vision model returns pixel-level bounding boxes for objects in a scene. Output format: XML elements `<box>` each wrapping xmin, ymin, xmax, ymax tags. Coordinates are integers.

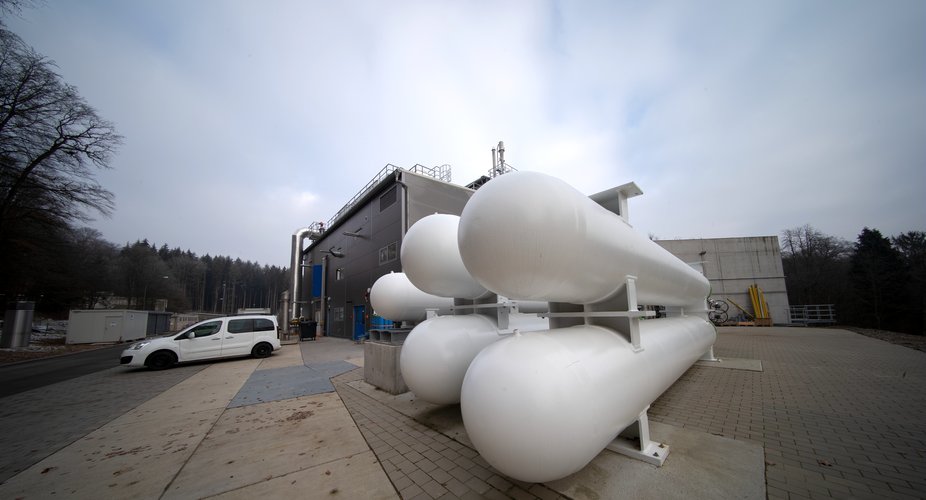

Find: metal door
<box><xmin>353</xmin><ymin>305</ymin><xmax>366</xmax><ymax>342</ymax></box>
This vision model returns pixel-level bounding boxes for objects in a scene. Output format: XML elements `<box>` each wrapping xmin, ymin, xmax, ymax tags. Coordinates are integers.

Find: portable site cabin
<box><xmin>66</xmin><ymin>310</ymin><xmax>170</xmax><ymax>344</ymax></box>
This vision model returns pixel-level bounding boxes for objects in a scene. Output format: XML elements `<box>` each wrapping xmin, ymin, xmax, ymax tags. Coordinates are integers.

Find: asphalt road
<box><xmin>0</xmin><ymin>344</ymin><xmax>127</xmax><ymax>399</ymax></box>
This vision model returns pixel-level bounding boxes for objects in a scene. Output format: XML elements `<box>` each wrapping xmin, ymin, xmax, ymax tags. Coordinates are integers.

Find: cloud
<box><xmin>6</xmin><ymin>0</ymin><xmax>924</xmax><ymax>265</ymax></box>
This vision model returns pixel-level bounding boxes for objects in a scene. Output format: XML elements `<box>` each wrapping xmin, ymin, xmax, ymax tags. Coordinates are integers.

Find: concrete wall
<box><xmin>656</xmin><ymin>237</ymin><xmax>791</xmax><ymax>324</ymax></box>
<box><xmin>363</xmin><ymin>342</ymin><xmax>408</xmax><ymax>394</ymax></box>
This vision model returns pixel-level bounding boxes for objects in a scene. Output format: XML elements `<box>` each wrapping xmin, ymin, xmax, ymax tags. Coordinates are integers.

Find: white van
<box><xmin>120</xmin><ymin>315</ymin><xmax>281</xmax><ymax>370</ymax></box>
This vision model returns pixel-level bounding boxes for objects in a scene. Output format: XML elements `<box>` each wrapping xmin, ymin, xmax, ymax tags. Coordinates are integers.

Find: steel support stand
<box><xmin>605</xmin><ymin>406</ymin><xmax>669</xmax><ymax>466</ymax></box>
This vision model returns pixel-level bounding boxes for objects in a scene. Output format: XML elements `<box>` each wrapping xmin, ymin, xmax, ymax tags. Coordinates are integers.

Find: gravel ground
<box><xmin>838</xmin><ymin>325</ymin><xmax>926</xmax><ymax>352</ymax></box>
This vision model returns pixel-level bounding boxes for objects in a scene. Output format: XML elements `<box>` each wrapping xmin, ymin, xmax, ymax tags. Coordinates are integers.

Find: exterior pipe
<box><xmin>289</xmin><ymin>227</ymin><xmax>312</xmax><ymax>322</ymax></box>
<box><xmin>319</xmin><ymin>254</ymin><xmax>328</xmax><ymax>336</ymax></box>
<box><xmin>395</xmin><ymin>171</ymin><xmax>408</xmax><ymax>237</ymax></box>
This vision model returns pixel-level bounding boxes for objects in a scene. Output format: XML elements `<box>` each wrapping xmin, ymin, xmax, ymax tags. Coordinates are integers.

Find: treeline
<box><xmin>0</xmin><ymin>224</ymin><xmax>288</xmax><ymax>317</ymax></box>
<box><xmin>782</xmin><ymin>225</ymin><xmax>925</xmax><ymax>335</ymax></box>
<box><xmin>0</xmin><ymin>20</ymin><xmax>288</xmax><ymax>317</ymax></box>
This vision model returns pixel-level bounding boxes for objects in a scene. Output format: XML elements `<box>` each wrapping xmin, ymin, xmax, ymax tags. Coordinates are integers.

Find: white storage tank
<box><xmin>66</xmin><ymin>310</ymin><xmax>149</xmax><ymax>344</ymax></box>
<box><xmin>370</xmin><ymin>272</ymin><xmax>453</xmax><ymax>322</ymax></box>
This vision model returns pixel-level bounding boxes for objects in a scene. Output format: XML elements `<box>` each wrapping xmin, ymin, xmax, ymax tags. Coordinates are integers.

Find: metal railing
<box><xmin>789</xmin><ymin>304</ymin><xmax>836</xmax><ymax>325</ymax></box>
<box><xmin>324</xmin><ymin>163</ymin><xmax>453</xmax><ymax>231</ymax></box>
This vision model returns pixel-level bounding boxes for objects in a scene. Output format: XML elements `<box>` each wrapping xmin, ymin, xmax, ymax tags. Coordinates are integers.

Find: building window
<box><xmin>332</xmin><ymin>307</ymin><xmax>344</xmax><ymax>322</ymax></box>
<box><xmin>379</xmin><ymin>186</ymin><xmax>397</xmax><ymax>211</ymax></box>
<box><xmin>379</xmin><ymin>241</ymin><xmax>398</xmax><ymax>265</ymax></box>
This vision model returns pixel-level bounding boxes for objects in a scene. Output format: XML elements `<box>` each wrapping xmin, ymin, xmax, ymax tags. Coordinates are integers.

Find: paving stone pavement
<box><xmin>334</xmin><ymin>369</ymin><xmax>568</xmax><ymax>500</ymax></box>
<box><xmin>650</xmin><ymin>327</ymin><xmax>926</xmax><ymax>500</ymax></box>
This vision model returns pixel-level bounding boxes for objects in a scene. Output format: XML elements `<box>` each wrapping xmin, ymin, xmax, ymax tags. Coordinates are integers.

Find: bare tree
<box><xmin>0</xmin><ymin>0</ymin><xmax>40</xmax><ymax>18</ymax></box>
<box><xmin>780</xmin><ymin>225</ymin><xmax>852</xmax><ymax>307</ymax></box>
<box><xmin>781</xmin><ymin>224</ymin><xmax>850</xmax><ymax>261</ymax></box>
<box><xmin>0</xmin><ymin>26</ymin><xmax>121</xmax><ymax>240</ymax></box>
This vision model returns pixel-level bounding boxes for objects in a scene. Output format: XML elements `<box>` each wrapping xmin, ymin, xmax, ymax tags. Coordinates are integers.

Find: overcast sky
<box><xmin>6</xmin><ymin>0</ymin><xmax>925</xmax><ymax>267</ymax></box>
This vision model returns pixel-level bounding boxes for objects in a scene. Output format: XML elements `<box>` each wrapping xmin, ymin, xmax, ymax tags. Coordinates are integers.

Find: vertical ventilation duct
<box><xmin>290</xmin><ymin>228</ymin><xmax>312</xmax><ymax>321</ymax></box>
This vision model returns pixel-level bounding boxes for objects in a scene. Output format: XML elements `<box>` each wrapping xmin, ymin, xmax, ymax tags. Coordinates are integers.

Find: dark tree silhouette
<box><xmin>849</xmin><ymin>228</ymin><xmax>907</xmax><ymax>331</ymax></box>
<box><xmin>892</xmin><ymin>231</ymin><xmax>926</xmax><ymax>334</ymax></box>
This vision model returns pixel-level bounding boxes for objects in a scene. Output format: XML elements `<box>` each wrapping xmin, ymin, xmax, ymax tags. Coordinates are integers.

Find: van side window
<box><xmin>254</xmin><ymin>319</ymin><xmax>275</xmax><ymax>331</ymax></box>
<box><xmin>228</xmin><ymin>319</ymin><xmax>253</xmax><ymax>334</ymax></box>
<box><xmin>189</xmin><ymin>321</ymin><xmax>221</xmax><ymax>338</ymax></box>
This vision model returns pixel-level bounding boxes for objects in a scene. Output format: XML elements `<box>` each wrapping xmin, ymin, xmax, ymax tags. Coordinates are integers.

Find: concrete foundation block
<box><xmin>363</xmin><ymin>341</ymin><xmax>408</xmax><ymax>395</ymax></box>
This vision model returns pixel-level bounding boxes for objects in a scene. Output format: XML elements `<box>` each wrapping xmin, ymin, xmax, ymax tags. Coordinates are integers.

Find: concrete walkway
<box><xmin>0</xmin><ymin>339</ymin><xmax>395</xmax><ymax>499</ymax></box>
<box><xmin>0</xmin><ymin>328</ymin><xmax>923</xmax><ymax>499</ymax></box>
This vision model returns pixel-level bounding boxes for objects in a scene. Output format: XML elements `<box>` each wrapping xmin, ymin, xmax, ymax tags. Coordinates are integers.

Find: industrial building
<box><xmin>290</xmin><ymin>154</ymin><xmax>790</xmax><ymax>340</ymax></box>
<box><xmin>289</xmin><ymin>164</ymin><xmax>476</xmax><ymax>340</ymax></box>
<box><xmin>656</xmin><ymin>237</ymin><xmax>790</xmax><ymax>324</ymax></box>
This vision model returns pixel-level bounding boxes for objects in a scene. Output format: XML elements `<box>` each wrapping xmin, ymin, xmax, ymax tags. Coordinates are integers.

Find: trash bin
<box><xmin>299</xmin><ymin>320</ymin><xmax>317</xmax><ymax>341</ymax></box>
<box><xmin>1</xmin><ymin>301</ymin><xmax>35</xmax><ymax>348</ymax></box>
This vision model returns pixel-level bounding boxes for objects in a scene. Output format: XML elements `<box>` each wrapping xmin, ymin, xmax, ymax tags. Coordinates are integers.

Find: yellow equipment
<box><xmin>748</xmin><ymin>284</ymin><xmax>769</xmax><ymax>319</ymax></box>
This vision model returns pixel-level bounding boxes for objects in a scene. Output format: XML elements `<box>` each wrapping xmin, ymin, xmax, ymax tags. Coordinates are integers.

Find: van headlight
<box><xmin>131</xmin><ymin>341</ymin><xmax>150</xmax><ymax>350</ymax></box>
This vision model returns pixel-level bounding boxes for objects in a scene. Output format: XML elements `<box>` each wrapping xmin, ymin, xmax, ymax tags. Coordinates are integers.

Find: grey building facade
<box><xmin>295</xmin><ymin>166</ymin><xmax>474</xmax><ymax>340</ymax></box>
<box><xmin>656</xmin><ymin>236</ymin><xmax>790</xmax><ymax>324</ymax></box>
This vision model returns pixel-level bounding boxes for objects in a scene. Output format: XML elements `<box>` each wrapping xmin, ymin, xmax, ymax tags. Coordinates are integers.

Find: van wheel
<box><xmin>252</xmin><ymin>343</ymin><xmax>273</xmax><ymax>358</ymax></box>
<box><xmin>147</xmin><ymin>351</ymin><xmax>176</xmax><ymax>370</ymax></box>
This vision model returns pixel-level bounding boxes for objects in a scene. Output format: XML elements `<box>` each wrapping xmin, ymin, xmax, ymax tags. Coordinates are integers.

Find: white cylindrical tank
<box><xmin>458</xmin><ymin>171</ymin><xmax>710</xmax><ymax>307</ymax></box>
<box><xmin>370</xmin><ymin>272</ymin><xmax>454</xmax><ymax>322</ymax></box>
<box><xmin>400</xmin><ymin>313</ymin><xmax>549</xmax><ymax>405</ymax></box>
<box><xmin>460</xmin><ymin>316</ymin><xmax>716</xmax><ymax>483</ymax></box>
<box><xmin>402</xmin><ymin>214</ymin><xmax>489</xmax><ymax>299</ymax></box>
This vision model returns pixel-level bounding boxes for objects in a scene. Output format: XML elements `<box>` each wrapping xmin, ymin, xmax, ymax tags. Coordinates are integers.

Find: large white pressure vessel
<box><xmin>369</xmin><ymin>272</ymin><xmax>454</xmax><ymax>322</ymax></box>
<box><xmin>460</xmin><ymin>316</ymin><xmax>716</xmax><ymax>483</ymax></box>
<box><xmin>400</xmin><ymin>312</ymin><xmax>549</xmax><ymax>405</ymax></box>
<box><xmin>402</xmin><ymin>214</ymin><xmax>489</xmax><ymax>299</ymax></box>
<box><xmin>458</xmin><ymin>172</ymin><xmax>710</xmax><ymax>307</ymax></box>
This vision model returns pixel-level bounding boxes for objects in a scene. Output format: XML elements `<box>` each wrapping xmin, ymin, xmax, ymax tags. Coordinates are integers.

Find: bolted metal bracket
<box><xmin>605</xmin><ymin>407</ymin><xmax>670</xmax><ymax>467</ymax></box>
